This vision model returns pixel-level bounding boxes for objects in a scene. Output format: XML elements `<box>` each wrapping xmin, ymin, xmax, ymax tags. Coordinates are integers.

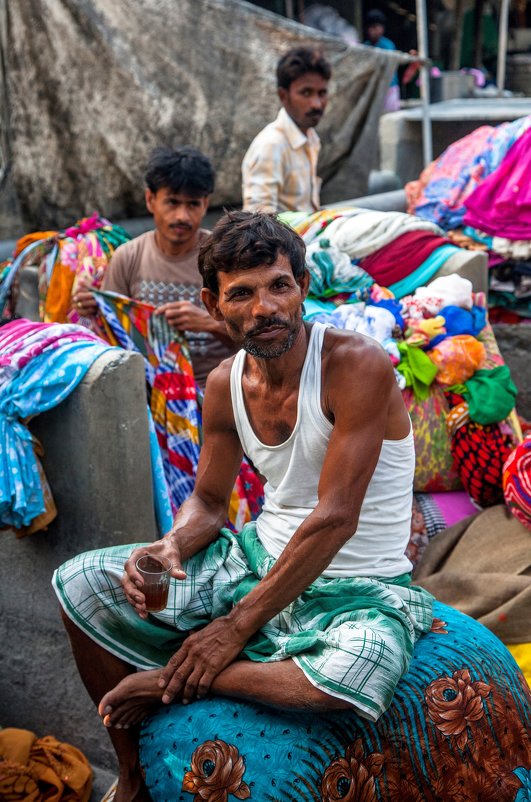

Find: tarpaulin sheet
<box><xmin>0</xmin><ymin>0</ymin><xmax>406</xmax><ymax>230</ymax></box>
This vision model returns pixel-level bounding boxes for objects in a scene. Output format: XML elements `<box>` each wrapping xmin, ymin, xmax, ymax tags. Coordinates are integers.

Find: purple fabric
<box><xmin>463</xmin><ymin>126</ymin><xmax>531</xmax><ymax>240</ymax></box>
<box><xmin>430</xmin><ymin>491</ymin><xmax>478</xmax><ymax>527</ymax></box>
<box><xmin>0</xmin><ymin>319</ymin><xmax>103</xmax><ymax>371</ymax></box>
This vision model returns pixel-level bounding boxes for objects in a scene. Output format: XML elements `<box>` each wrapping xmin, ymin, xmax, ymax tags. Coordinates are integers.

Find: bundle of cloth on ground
<box><xmin>0</xmin><ymin>318</ymin><xmax>171</xmax><ymax>535</ymax></box>
<box><xmin>92</xmin><ymin>289</ymin><xmax>264</xmax><ymax>532</ymax></box>
<box><xmin>404</xmin><ymin>113</ymin><xmax>531</xmax><ymax>318</ymax></box>
<box><xmin>0</xmin><ymin>213</ymin><xmax>130</xmax><ymax>325</ymax></box>
<box><xmin>0</xmin><ymin>727</ymin><xmax>92</xmax><ymax>802</ymax></box>
<box><xmin>414</xmin><ymin>503</ymin><xmax>531</xmax><ymax>686</ymax></box>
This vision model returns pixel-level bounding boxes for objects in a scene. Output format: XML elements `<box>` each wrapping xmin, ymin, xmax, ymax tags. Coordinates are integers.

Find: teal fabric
<box><xmin>139</xmin><ymin>601</ymin><xmax>531</xmax><ymax>802</ymax></box>
<box><xmin>388</xmin><ymin>244</ymin><xmax>460</xmax><ymax>299</ymax></box>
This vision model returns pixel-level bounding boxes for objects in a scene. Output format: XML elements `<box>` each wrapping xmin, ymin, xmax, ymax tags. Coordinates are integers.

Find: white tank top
<box><xmin>230</xmin><ymin>322</ymin><xmax>415</xmax><ymax>578</ymax></box>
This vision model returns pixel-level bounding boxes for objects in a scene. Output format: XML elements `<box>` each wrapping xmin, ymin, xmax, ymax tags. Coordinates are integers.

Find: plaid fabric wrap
<box><xmin>52</xmin><ymin>524</ymin><xmax>433</xmax><ymax>721</ymax></box>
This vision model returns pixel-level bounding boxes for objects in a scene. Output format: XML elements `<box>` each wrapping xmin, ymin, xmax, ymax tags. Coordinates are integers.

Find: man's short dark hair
<box><xmin>144</xmin><ymin>145</ymin><xmax>215</xmax><ymax>197</ymax></box>
<box><xmin>276</xmin><ymin>47</ymin><xmax>332</xmax><ymax>90</ymax></box>
<box><xmin>198</xmin><ymin>211</ymin><xmax>306</xmax><ymax>294</ymax></box>
<box><xmin>365</xmin><ymin>9</ymin><xmax>387</xmax><ymax>27</ymax></box>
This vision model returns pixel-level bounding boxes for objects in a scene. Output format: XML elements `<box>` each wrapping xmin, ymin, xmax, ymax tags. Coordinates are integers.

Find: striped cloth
<box><xmin>53</xmin><ymin>523</ymin><xmax>434</xmax><ymax>721</ymax></box>
<box><xmin>93</xmin><ymin>289</ymin><xmax>201</xmax><ymax>511</ymax></box>
<box><xmin>93</xmin><ymin>289</ymin><xmax>263</xmax><ymax>531</ymax></box>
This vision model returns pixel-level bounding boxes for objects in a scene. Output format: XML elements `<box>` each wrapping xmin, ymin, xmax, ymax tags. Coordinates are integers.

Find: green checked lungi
<box><xmin>52</xmin><ymin>523</ymin><xmax>433</xmax><ymax>721</ymax></box>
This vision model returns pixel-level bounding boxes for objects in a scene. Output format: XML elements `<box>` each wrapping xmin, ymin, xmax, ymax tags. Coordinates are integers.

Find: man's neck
<box><xmin>154</xmin><ymin>229</ymin><xmax>201</xmax><ymax>258</ymax></box>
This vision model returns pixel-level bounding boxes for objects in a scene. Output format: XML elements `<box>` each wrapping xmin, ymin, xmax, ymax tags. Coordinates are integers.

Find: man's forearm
<box><xmin>228</xmin><ymin>509</ymin><xmax>355</xmax><ymax>639</ymax></box>
<box><xmin>168</xmin><ymin>492</ymin><xmax>228</xmax><ymax>561</ymax></box>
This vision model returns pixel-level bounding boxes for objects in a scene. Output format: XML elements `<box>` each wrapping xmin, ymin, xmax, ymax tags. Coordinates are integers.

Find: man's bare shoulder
<box><xmin>322</xmin><ymin>326</ymin><xmax>393</xmax><ymax>377</ymax></box>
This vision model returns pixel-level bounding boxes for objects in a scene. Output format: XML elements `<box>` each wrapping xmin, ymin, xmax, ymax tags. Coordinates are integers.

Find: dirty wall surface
<box><xmin>0</xmin><ymin>0</ymin><xmax>403</xmax><ymax>234</ymax></box>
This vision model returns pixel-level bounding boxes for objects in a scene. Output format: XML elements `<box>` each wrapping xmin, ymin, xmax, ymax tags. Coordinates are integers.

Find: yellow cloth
<box><xmin>507</xmin><ymin>643</ymin><xmax>531</xmax><ymax>687</ymax></box>
<box><xmin>0</xmin><ymin>728</ymin><xmax>92</xmax><ymax>802</ymax></box>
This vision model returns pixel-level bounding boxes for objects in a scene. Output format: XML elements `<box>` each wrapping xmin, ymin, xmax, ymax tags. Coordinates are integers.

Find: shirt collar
<box><xmin>276</xmin><ymin>107</ymin><xmax>320</xmax><ymax>150</ymax></box>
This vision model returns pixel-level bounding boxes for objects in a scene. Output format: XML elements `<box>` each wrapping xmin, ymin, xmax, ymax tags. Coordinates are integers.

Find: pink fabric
<box><xmin>430</xmin><ymin>491</ymin><xmax>478</xmax><ymax>527</ymax></box>
<box><xmin>463</xmin><ymin>126</ymin><xmax>531</xmax><ymax>240</ymax></box>
<box><xmin>0</xmin><ymin>319</ymin><xmax>102</xmax><ymax>370</ymax></box>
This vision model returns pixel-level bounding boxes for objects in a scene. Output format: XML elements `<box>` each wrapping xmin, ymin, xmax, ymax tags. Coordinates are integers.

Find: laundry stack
<box><xmin>282</xmin><ymin>205</ymin><xmax>524</xmax><ymax>571</ymax></box>
<box><xmin>405</xmin><ymin>114</ymin><xmax>531</xmax><ymax>320</ymax></box>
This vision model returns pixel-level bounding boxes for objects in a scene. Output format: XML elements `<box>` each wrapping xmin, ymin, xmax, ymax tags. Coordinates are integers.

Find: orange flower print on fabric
<box><xmin>425</xmin><ymin>669</ymin><xmax>492</xmax><ymax>749</ymax></box>
<box><xmin>321</xmin><ymin>738</ymin><xmax>384</xmax><ymax>802</ymax></box>
<box><xmin>182</xmin><ymin>739</ymin><xmax>251</xmax><ymax>801</ymax></box>
<box><xmin>430</xmin><ymin>617</ymin><xmax>448</xmax><ymax>634</ymax></box>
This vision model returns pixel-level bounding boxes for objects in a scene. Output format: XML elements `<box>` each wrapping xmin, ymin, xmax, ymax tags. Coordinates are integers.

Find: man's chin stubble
<box><xmin>243</xmin><ymin>332</ymin><xmax>296</xmax><ymax>359</ymax></box>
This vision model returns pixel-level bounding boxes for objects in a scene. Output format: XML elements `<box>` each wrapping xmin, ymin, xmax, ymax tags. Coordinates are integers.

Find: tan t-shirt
<box><xmin>102</xmin><ymin>229</ymin><xmax>234</xmax><ymax>387</ymax></box>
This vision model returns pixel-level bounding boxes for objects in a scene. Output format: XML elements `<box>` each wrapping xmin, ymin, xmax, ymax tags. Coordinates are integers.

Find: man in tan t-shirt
<box><xmin>73</xmin><ymin>145</ymin><xmax>234</xmax><ymax>387</ymax></box>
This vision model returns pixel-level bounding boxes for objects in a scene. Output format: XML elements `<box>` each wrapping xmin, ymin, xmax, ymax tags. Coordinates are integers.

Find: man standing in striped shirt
<box><xmin>242</xmin><ymin>47</ymin><xmax>331</xmax><ymax>214</ymax></box>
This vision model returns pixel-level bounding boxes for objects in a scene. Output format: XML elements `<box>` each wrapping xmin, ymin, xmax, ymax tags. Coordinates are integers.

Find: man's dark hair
<box><xmin>276</xmin><ymin>47</ymin><xmax>332</xmax><ymax>90</ymax></box>
<box><xmin>144</xmin><ymin>145</ymin><xmax>215</xmax><ymax>197</ymax></box>
<box><xmin>198</xmin><ymin>211</ymin><xmax>306</xmax><ymax>294</ymax></box>
<box><xmin>365</xmin><ymin>9</ymin><xmax>387</xmax><ymax>27</ymax></box>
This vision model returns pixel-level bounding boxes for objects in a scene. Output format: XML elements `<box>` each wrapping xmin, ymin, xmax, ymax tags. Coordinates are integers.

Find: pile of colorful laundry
<box><xmin>284</xmin><ymin>209</ymin><xmax>524</xmax><ymax>568</ymax></box>
<box><xmin>0</xmin><ymin>213</ymin><xmax>131</xmax><ymax>325</ymax></box>
<box><xmin>0</xmin><ymin>318</ymin><xmax>164</xmax><ymax>535</ymax></box>
<box><xmin>281</xmin><ymin>206</ymin><xmax>464</xmax><ymax>301</ymax></box>
<box><xmin>405</xmin><ymin>113</ymin><xmax>531</xmax><ymax>319</ymax></box>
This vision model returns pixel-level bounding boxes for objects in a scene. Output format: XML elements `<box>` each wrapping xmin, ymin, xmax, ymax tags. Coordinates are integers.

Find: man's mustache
<box><xmin>169</xmin><ymin>222</ymin><xmax>192</xmax><ymax>230</ymax></box>
<box><xmin>245</xmin><ymin>318</ymin><xmax>290</xmax><ymax>338</ymax></box>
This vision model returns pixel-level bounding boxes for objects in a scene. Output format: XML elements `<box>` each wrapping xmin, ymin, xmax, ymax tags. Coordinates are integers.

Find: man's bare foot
<box><xmin>98</xmin><ymin>669</ymin><xmax>164</xmax><ymax>728</ymax></box>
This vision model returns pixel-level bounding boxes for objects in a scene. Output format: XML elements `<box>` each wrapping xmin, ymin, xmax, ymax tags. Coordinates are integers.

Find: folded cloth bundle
<box><xmin>0</xmin><ymin>728</ymin><xmax>92</xmax><ymax>801</ymax></box>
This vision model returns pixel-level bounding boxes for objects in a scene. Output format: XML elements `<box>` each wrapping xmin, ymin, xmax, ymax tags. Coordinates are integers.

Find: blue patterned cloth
<box><xmin>139</xmin><ymin>601</ymin><xmax>531</xmax><ymax>802</ymax></box>
<box><xmin>0</xmin><ymin>320</ymin><xmax>114</xmax><ymax>528</ymax></box>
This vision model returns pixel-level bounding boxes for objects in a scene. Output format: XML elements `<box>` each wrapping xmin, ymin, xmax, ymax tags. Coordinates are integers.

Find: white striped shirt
<box><xmin>242</xmin><ymin>107</ymin><xmax>321</xmax><ymax>214</ymax></box>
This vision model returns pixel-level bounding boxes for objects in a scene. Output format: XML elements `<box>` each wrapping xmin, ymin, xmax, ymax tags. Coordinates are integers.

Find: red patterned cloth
<box><xmin>451</xmin><ymin>421</ymin><xmax>514</xmax><ymax>507</ymax></box>
<box><xmin>503</xmin><ymin>435</ymin><xmax>531</xmax><ymax>530</ymax></box>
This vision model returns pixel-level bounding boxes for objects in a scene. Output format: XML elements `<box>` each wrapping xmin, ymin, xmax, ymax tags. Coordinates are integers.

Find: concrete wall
<box><xmin>0</xmin><ymin>349</ymin><xmax>157</xmax><ymax>784</ymax></box>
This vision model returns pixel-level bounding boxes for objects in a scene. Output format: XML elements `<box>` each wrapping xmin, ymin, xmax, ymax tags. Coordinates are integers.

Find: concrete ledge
<box><xmin>379</xmin><ymin>98</ymin><xmax>531</xmax><ymax>185</ymax></box>
<box><xmin>0</xmin><ymin>349</ymin><xmax>157</xmax><ymax>777</ymax></box>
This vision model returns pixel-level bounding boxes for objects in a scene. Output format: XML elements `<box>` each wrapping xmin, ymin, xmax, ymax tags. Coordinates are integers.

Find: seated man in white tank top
<box><xmin>53</xmin><ymin>212</ymin><xmax>433</xmax><ymax>802</ymax></box>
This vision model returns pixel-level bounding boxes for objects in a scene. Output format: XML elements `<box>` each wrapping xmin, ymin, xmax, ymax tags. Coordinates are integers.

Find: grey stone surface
<box><xmin>0</xmin><ymin>349</ymin><xmax>157</xmax><ymax>776</ymax></box>
<box><xmin>492</xmin><ymin>323</ymin><xmax>531</xmax><ymax>421</ymax></box>
<box><xmin>379</xmin><ymin>98</ymin><xmax>531</xmax><ymax>185</ymax></box>
<box><xmin>0</xmin><ymin>0</ymin><xmax>406</xmax><ymax>233</ymax></box>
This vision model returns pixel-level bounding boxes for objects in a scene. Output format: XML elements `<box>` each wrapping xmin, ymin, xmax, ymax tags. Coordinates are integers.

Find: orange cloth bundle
<box><xmin>0</xmin><ymin>728</ymin><xmax>92</xmax><ymax>802</ymax></box>
<box><xmin>427</xmin><ymin>335</ymin><xmax>486</xmax><ymax>386</ymax></box>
